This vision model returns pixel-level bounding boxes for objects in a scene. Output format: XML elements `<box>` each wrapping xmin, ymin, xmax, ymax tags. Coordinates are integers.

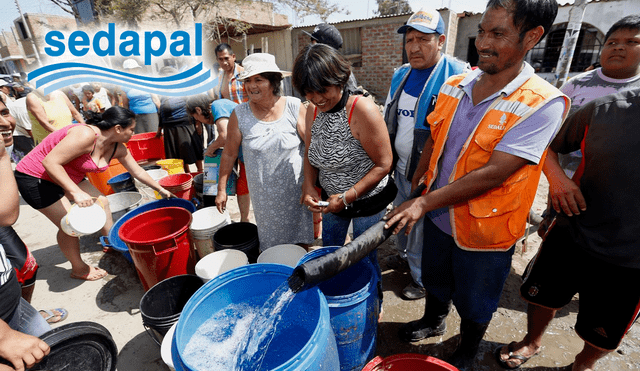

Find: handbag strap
<box><xmin>348</xmin><ymin>96</ymin><xmax>360</xmax><ymax>124</ymax></box>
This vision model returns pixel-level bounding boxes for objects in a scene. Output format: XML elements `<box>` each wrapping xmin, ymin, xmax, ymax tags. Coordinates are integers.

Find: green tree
<box><xmin>375</xmin><ymin>0</ymin><xmax>411</xmax><ymax>16</ymax></box>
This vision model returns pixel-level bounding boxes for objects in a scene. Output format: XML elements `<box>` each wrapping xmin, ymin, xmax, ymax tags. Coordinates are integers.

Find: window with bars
<box><xmin>526</xmin><ymin>23</ymin><xmax>603</xmax><ymax>73</ymax></box>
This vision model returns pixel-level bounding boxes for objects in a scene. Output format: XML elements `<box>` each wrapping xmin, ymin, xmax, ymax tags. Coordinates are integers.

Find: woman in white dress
<box><xmin>215</xmin><ymin>53</ymin><xmax>314</xmax><ymax>250</ymax></box>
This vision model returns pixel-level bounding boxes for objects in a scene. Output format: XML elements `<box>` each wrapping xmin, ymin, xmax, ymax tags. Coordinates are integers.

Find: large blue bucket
<box><xmin>172</xmin><ymin>264</ymin><xmax>340</xmax><ymax>371</ymax></box>
<box><xmin>100</xmin><ymin>198</ymin><xmax>196</xmax><ymax>263</ymax></box>
<box><xmin>298</xmin><ymin>246</ymin><xmax>379</xmax><ymax>371</ymax></box>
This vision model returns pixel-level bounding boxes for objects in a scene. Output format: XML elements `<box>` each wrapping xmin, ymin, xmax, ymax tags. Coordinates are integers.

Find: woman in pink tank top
<box><xmin>15</xmin><ymin>106</ymin><xmax>173</xmax><ymax>281</ymax></box>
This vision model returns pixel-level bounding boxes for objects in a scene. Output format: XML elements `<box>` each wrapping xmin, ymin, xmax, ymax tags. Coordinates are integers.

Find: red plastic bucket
<box><xmin>159</xmin><ymin>173</ymin><xmax>193</xmax><ymax>200</ymax></box>
<box><xmin>127</xmin><ymin>132</ymin><xmax>165</xmax><ymax>162</ymax></box>
<box><xmin>118</xmin><ymin>207</ymin><xmax>196</xmax><ymax>291</ymax></box>
<box><xmin>362</xmin><ymin>354</ymin><xmax>459</xmax><ymax>371</ymax></box>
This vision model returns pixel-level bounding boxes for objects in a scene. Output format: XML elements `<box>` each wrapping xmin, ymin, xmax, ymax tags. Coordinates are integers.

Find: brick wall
<box><xmin>356</xmin><ymin>21</ymin><xmax>405</xmax><ymax>101</ymax></box>
<box><xmin>292</xmin><ymin>11</ymin><xmax>461</xmax><ymax>103</ymax></box>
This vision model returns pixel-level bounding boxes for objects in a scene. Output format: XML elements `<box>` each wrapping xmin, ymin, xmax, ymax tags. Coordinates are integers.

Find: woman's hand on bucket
<box><xmin>71</xmin><ymin>190</ymin><xmax>95</xmax><ymax>207</ymax></box>
<box><xmin>215</xmin><ymin>190</ymin><xmax>227</xmax><ymax>214</ymax></box>
<box><xmin>158</xmin><ymin>188</ymin><xmax>174</xmax><ymax>199</ymax></box>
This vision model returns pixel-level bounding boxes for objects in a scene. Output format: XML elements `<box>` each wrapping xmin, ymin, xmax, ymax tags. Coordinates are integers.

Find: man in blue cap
<box><xmin>383</xmin><ymin>8</ymin><xmax>469</xmax><ymax>301</ymax></box>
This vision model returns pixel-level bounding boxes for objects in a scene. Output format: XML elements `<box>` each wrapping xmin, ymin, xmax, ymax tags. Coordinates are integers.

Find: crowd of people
<box><xmin>1</xmin><ymin>0</ymin><xmax>639</xmax><ymax>370</ymax></box>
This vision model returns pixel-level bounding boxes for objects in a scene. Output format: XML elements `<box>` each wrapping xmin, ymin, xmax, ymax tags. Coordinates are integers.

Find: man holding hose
<box><xmin>384</xmin><ymin>0</ymin><xmax>569</xmax><ymax>369</ymax></box>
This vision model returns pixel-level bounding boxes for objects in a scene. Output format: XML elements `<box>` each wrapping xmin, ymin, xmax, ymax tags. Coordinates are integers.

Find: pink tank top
<box><xmin>16</xmin><ymin>124</ymin><xmax>111</xmax><ymax>184</ymax></box>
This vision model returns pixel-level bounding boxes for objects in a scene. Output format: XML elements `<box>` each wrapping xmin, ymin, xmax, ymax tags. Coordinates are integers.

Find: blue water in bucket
<box><xmin>298</xmin><ymin>246</ymin><xmax>380</xmax><ymax>371</ymax></box>
<box><xmin>172</xmin><ymin>264</ymin><xmax>340</xmax><ymax>371</ymax></box>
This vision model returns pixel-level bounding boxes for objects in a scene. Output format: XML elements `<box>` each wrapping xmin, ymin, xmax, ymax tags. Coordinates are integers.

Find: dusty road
<box><xmin>14</xmin><ymin>175</ymin><xmax>639</xmax><ymax>370</ymax></box>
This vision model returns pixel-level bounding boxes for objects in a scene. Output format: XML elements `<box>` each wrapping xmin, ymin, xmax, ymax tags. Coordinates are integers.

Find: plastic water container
<box><xmin>106</xmin><ymin>191</ymin><xmax>143</xmax><ymax>223</ymax></box>
<box><xmin>60</xmin><ymin>202</ymin><xmax>107</xmax><ymax>237</ymax></box>
<box><xmin>158</xmin><ymin>173</ymin><xmax>193</xmax><ymax>200</ymax></box>
<box><xmin>135</xmin><ymin>168</ymin><xmax>169</xmax><ymax>198</ymax></box>
<box><xmin>119</xmin><ymin>207</ymin><xmax>196</xmax><ymax>291</ymax></box>
<box><xmin>139</xmin><ymin>274</ymin><xmax>204</xmax><ymax>345</ymax></box>
<box><xmin>101</xmin><ymin>198</ymin><xmax>196</xmax><ymax>263</ymax></box>
<box><xmin>127</xmin><ymin>132</ymin><xmax>165</xmax><ymax>162</ymax></box>
<box><xmin>194</xmin><ymin>249</ymin><xmax>248</xmax><ymax>282</ymax></box>
<box><xmin>257</xmin><ymin>244</ymin><xmax>307</xmax><ymax>268</ymax></box>
<box><xmin>107</xmin><ymin>172</ymin><xmax>137</xmax><ymax>193</ymax></box>
<box><xmin>172</xmin><ymin>264</ymin><xmax>340</xmax><ymax>371</ymax></box>
<box><xmin>212</xmin><ymin>222</ymin><xmax>260</xmax><ymax>263</ymax></box>
<box><xmin>157</xmin><ymin>159</ymin><xmax>185</xmax><ymax>175</ymax></box>
<box><xmin>87</xmin><ymin>158</ymin><xmax>127</xmax><ymax>195</ymax></box>
<box><xmin>298</xmin><ymin>246</ymin><xmax>379</xmax><ymax>371</ymax></box>
<box><xmin>361</xmin><ymin>354</ymin><xmax>459</xmax><ymax>371</ymax></box>
<box><xmin>189</xmin><ymin>207</ymin><xmax>230</xmax><ymax>258</ymax></box>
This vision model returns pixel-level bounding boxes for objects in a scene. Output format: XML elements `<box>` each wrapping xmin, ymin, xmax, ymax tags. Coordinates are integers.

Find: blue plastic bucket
<box><xmin>171</xmin><ymin>264</ymin><xmax>340</xmax><ymax>371</ymax></box>
<box><xmin>298</xmin><ymin>247</ymin><xmax>379</xmax><ymax>371</ymax></box>
<box><xmin>100</xmin><ymin>198</ymin><xmax>196</xmax><ymax>263</ymax></box>
<box><xmin>107</xmin><ymin>172</ymin><xmax>137</xmax><ymax>193</ymax></box>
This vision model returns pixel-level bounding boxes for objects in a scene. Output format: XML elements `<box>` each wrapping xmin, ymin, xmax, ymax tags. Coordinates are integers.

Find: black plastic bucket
<box><xmin>212</xmin><ymin>222</ymin><xmax>260</xmax><ymax>263</ymax></box>
<box><xmin>139</xmin><ymin>274</ymin><xmax>204</xmax><ymax>345</ymax></box>
<box><xmin>27</xmin><ymin>321</ymin><xmax>118</xmax><ymax>371</ymax></box>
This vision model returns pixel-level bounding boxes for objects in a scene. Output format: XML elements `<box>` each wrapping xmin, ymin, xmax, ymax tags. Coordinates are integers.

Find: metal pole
<box><xmin>14</xmin><ymin>0</ymin><xmax>43</xmax><ymax>67</ymax></box>
<box><xmin>553</xmin><ymin>0</ymin><xmax>587</xmax><ymax>88</ymax></box>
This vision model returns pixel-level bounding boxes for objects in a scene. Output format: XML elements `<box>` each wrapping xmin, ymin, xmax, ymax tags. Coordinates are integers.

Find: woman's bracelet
<box><xmin>339</xmin><ymin>192</ymin><xmax>351</xmax><ymax>208</ymax></box>
<box><xmin>351</xmin><ymin>187</ymin><xmax>358</xmax><ymax>200</ymax></box>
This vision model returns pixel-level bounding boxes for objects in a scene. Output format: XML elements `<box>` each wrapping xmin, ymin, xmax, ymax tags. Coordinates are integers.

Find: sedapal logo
<box><xmin>28</xmin><ymin>23</ymin><xmax>213</xmax><ymax>97</ymax></box>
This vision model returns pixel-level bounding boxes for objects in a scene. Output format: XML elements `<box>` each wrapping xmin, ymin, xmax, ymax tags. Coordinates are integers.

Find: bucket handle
<box><xmin>152</xmin><ymin>239</ymin><xmax>179</xmax><ymax>256</ymax></box>
<box><xmin>99</xmin><ymin>236</ymin><xmax>113</xmax><ymax>249</ymax></box>
<box><xmin>143</xmin><ymin>324</ymin><xmax>162</xmax><ymax>347</ymax></box>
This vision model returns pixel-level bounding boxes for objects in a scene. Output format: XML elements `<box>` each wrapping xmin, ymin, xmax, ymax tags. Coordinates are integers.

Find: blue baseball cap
<box><xmin>397</xmin><ymin>8</ymin><xmax>445</xmax><ymax>35</ymax></box>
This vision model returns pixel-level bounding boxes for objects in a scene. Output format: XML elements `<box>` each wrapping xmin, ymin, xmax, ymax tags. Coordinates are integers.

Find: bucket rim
<box><xmin>297</xmin><ymin>246</ymin><xmax>376</xmax><ymax>307</ymax></box>
<box><xmin>119</xmin><ymin>207</ymin><xmax>192</xmax><ymax>245</ymax></box>
<box><xmin>174</xmin><ymin>263</ymin><xmax>332</xmax><ymax>371</ymax></box>
<box><xmin>140</xmin><ymin>274</ymin><xmax>204</xmax><ymax>322</ymax></box>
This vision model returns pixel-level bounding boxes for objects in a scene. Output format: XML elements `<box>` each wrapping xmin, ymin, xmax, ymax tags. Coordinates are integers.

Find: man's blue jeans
<box><xmin>421</xmin><ymin>217</ymin><xmax>514</xmax><ymax>323</ymax></box>
<box><xmin>7</xmin><ymin>298</ymin><xmax>51</xmax><ymax>337</ymax></box>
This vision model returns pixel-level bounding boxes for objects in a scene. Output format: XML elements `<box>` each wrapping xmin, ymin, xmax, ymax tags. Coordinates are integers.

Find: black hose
<box><xmin>288</xmin><ymin>183</ymin><xmax>426</xmax><ymax>293</ymax></box>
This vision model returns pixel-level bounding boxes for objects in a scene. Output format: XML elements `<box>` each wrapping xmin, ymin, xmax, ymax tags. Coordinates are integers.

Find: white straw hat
<box><xmin>122</xmin><ymin>59</ymin><xmax>142</xmax><ymax>70</ymax></box>
<box><xmin>238</xmin><ymin>53</ymin><xmax>290</xmax><ymax>81</ymax></box>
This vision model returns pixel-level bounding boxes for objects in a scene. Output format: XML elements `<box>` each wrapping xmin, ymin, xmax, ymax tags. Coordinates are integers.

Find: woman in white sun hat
<box><xmin>215</xmin><ymin>53</ymin><xmax>314</xmax><ymax>251</ymax></box>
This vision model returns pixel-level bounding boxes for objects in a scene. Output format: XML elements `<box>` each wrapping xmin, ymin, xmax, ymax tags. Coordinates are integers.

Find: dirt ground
<box><xmin>14</xmin><ymin>174</ymin><xmax>640</xmax><ymax>371</ymax></box>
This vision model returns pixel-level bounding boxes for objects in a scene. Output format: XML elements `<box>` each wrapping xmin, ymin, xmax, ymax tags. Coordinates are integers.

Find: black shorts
<box><xmin>14</xmin><ymin>171</ymin><xmax>65</xmax><ymax>210</ymax></box>
<box><xmin>521</xmin><ymin>217</ymin><xmax>640</xmax><ymax>350</ymax></box>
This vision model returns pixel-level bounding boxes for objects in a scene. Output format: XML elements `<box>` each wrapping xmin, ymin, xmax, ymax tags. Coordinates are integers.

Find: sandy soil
<box><xmin>14</xmin><ymin>174</ymin><xmax>639</xmax><ymax>370</ymax></box>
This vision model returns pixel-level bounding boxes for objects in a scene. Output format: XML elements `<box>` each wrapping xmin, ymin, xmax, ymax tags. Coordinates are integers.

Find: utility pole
<box><xmin>553</xmin><ymin>0</ymin><xmax>588</xmax><ymax>88</ymax></box>
<box><xmin>14</xmin><ymin>0</ymin><xmax>43</xmax><ymax>67</ymax></box>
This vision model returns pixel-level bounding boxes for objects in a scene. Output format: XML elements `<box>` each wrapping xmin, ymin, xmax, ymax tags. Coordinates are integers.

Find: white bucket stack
<box><xmin>189</xmin><ymin>207</ymin><xmax>231</xmax><ymax>259</ymax></box>
<box><xmin>136</xmin><ymin>169</ymin><xmax>169</xmax><ymax>201</ymax></box>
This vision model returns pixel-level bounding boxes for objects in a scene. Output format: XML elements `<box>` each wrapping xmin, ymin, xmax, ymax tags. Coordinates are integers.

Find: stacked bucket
<box><xmin>189</xmin><ymin>207</ymin><xmax>231</xmax><ymax>259</ymax></box>
<box><xmin>159</xmin><ymin>173</ymin><xmax>193</xmax><ymax>200</ymax></box>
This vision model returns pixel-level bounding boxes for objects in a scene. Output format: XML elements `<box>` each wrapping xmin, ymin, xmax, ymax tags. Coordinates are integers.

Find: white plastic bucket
<box><xmin>161</xmin><ymin>322</ymin><xmax>177</xmax><ymax>371</ymax></box>
<box><xmin>194</xmin><ymin>249</ymin><xmax>248</xmax><ymax>282</ymax></box>
<box><xmin>135</xmin><ymin>169</ymin><xmax>169</xmax><ymax>200</ymax></box>
<box><xmin>189</xmin><ymin>207</ymin><xmax>230</xmax><ymax>258</ymax></box>
<box><xmin>60</xmin><ymin>202</ymin><xmax>107</xmax><ymax>237</ymax></box>
<box><xmin>257</xmin><ymin>244</ymin><xmax>308</xmax><ymax>267</ymax></box>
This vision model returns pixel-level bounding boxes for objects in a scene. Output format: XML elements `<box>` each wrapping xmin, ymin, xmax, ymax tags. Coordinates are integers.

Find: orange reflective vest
<box><xmin>424</xmin><ymin>74</ymin><xmax>569</xmax><ymax>251</ymax></box>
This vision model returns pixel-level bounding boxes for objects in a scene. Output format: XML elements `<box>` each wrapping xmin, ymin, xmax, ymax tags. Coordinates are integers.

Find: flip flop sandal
<box><xmin>495</xmin><ymin>341</ymin><xmax>539</xmax><ymax>369</ymax></box>
<box><xmin>39</xmin><ymin>308</ymin><xmax>69</xmax><ymax>324</ymax></box>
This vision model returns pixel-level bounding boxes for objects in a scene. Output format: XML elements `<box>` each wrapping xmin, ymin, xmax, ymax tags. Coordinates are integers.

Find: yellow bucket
<box><xmin>156</xmin><ymin>159</ymin><xmax>184</xmax><ymax>175</ymax></box>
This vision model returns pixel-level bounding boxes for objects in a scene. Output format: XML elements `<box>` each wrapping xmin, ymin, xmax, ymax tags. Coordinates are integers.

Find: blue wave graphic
<box><xmin>29</xmin><ymin>62</ymin><xmax>215</xmax><ymax>97</ymax></box>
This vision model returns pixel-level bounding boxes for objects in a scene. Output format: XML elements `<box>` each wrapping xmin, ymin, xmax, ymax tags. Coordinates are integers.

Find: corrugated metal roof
<box><xmin>293</xmin><ymin>0</ymin><xmax>620</xmax><ymax>29</ymax></box>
